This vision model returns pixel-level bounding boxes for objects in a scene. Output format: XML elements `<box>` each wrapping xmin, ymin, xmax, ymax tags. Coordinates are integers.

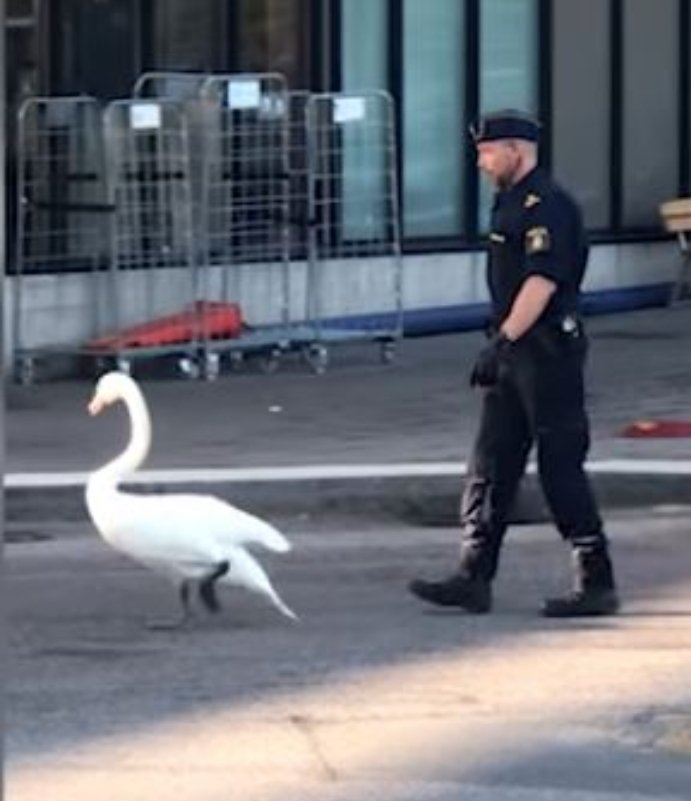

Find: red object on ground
<box><xmin>85</xmin><ymin>301</ymin><xmax>245</xmax><ymax>351</ymax></box>
<box><xmin>620</xmin><ymin>420</ymin><xmax>691</xmax><ymax>438</ymax></box>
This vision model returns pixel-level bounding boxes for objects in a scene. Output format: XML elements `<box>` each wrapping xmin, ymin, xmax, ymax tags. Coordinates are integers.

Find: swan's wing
<box><xmin>160</xmin><ymin>493</ymin><xmax>292</xmax><ymax>553</ymax></box>
<box><xmin>99</xmin><ymin>493</ymin><xmax>238</xmax><ymax>568</ymax></box>
<box><xmin>96</xmin><ymin>495</ymin><xmax>229</xmax><ymax>575</ymax></box>
<box><xmin>102</xmin><ymin>492</ymin><xmax>291</xmax><ymax>555</ymax></box>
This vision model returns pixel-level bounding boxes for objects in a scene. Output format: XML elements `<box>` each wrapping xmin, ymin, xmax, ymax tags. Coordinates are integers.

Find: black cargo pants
<box><xmin>458</xmin><ymin>323</ymin><xmax>615</xmax><ymax>590</ymax></box>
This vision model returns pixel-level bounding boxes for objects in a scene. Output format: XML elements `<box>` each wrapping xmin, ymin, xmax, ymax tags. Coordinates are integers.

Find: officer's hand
<box><xmin>469</xmin><ymin>332</ymin><xmax>512</xmax><ymax>388</ymax></box>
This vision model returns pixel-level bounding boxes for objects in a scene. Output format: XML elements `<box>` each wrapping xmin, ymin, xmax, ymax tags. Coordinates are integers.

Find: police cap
<box><xmin>470</xmin><ymin>110</ymin><xmax>541</xmax><ymax>144</ymax></box>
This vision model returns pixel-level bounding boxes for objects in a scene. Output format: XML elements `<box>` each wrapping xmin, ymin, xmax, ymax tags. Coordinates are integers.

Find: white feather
<box><xmin>84</xmin><ymin>371</ymin><xmax>296</xmax><ymax>621</ymax></box>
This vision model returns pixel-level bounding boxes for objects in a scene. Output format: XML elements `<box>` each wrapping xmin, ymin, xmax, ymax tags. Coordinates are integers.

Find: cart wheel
<box><xmin>16</xmin><ymin>356</ymin><xmax>35</xmax><ymax>386</ymax></box>
<box><xmin>178</xmin><ymin>356</ymin><xmax>201</xmax><ymax>380</ymax></box>
<box><xmin>306</xmin><ymin>344</ymin><xmax>328</xmax><ymax>375</ymax></box>
<box><xmin>260</xmin><ymin>348</ymin><xmax>281</xmax><ymax>374</ymax></box>
<box><xmin>203</xmin><ymin>352</ymin><xmax>220</xmax><ymax>382</ymax></box>
<box><xmin>380</xmin><ymin>340</ymin><xmax>397</xmax><ymax>365</ymax></box>
<box><xmin>299</xmin><ymin>346</ymin><xmax>313</xmax><ymax>366</ymax></box>
<box><xmin>115</xmin><ymin>357</ymin><xmax>131</xmax><ymax>376</ymax></box>
<box><xmin>228</xmin><ymin>351</ymin><xmax>244</xmax><ymax>372</ymax></box>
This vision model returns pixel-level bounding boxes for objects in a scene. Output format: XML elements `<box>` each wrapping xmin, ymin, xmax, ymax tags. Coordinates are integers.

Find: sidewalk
<box><xmin>6</xmin><ymin>305</ymin><xmax>691</xmax><ymax>523</ymax></box>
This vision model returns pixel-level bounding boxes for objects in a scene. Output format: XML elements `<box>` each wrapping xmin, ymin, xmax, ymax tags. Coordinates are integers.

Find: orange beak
<box><xmin>88</xmin><ymin>395</ymin><xmax>104</xmax><ymax>416</ymax></box>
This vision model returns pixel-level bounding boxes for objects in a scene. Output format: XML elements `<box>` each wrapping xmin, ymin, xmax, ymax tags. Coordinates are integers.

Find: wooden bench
<box><xmin>660</xmin><ymin>197</ymin><xmax>691</xmax><ymax>304</ymax></box>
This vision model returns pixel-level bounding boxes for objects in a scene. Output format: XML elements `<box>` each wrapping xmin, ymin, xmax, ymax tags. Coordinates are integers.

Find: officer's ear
<box><xmin>504</xmin><ymin>140</ymin><xmax>523</xmax><ymax>163</ymax></box>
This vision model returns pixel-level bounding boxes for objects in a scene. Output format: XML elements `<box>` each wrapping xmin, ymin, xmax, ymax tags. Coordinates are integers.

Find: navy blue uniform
<box><xmin>459</xmin><ymin>166</ymin><xmax>616</xmax><ymax>593</ymax></box>
<box><xmin>409</xmin><ymin>109</ymin><xmax>618</xmax><ymax>617</ymax></box>
<box><xmin>488</xmin><ymin>167</ymin><xmax>586</xmax><ymax>325</ymax></box>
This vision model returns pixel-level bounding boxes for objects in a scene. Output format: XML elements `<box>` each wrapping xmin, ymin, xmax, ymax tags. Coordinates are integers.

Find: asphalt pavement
<box><xmin>5</xmin><ymin>512</ymin><xmax>691</xmax><ymax>801</ymax></box>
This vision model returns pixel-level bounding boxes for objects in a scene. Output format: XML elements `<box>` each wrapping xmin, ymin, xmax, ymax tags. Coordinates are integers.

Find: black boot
<box><xmin>408</xmin><ymin>574</ymin><xmax>492</xmax><ymax>613</ymax></box>
<box><xmin>541</xmin><ymin>588</ymin><xmax>619</xmax><ymax>617</ymax></box>
<box><xmin>541</xmin><ymin>545</ymin><xmax>619</xmax><ymax>618</ymax></box>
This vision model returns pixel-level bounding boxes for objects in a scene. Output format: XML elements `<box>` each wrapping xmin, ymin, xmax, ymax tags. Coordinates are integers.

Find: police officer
<box><xmin>409</xmin><ymin>109</ymin><xmax>619</xmax><ymax>618</ymax></box>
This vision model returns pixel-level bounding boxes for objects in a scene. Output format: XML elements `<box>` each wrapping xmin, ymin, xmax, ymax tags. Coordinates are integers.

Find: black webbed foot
<box><xmin>198</xmin><ymin>560</ymin><xmax>230</xmax><ymax>614</ymax></box>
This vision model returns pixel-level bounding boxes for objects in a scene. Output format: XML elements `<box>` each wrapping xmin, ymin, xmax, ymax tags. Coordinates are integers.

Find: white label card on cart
<box><xmin>334</xmin><ymin>97</ymin><xmax>366</xmax><ymax>124</ymax></box>
<box><xmin>227</xmin><ymin>80</ymin><xmax>261</xmax><ymax>110</ymax></box>
<box><xmin>130</xmin><ymin>103</ymin><xmax>162</xmax><ymax>130</ymax></box>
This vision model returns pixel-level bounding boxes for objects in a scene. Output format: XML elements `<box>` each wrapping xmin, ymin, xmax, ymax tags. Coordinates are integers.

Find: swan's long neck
<box><xmin>92</xmin><ymin>383</ymin><xmax>152</xmax><ymax>489</ymax></box>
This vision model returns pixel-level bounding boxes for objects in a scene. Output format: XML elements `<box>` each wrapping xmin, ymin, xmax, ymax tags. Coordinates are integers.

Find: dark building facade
<box><xmin>6</xmin><ymin>0</ymin><xmax>690</xmax><ymax>257</ymax></box>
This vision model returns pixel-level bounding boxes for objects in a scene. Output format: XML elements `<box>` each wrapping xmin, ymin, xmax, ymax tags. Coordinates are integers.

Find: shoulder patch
<box><xmin>525</xmin><ymin>226</ymin><xmax>551</xmax><ymax>255</ymax></box>
<box><xmin>524</xmin><ymin>193</ymin><xmax>541</xmax><ymax>209</ymax></box>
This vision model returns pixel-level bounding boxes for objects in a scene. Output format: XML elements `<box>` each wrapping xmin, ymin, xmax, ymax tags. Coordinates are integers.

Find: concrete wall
<box><xmin>5</xmin><ymin>240</ymin><xmax>678</xmax><ymax>370</ymax></box>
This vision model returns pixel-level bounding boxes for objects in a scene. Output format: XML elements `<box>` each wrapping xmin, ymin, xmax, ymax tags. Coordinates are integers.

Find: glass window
<box><xmin>53</xmin><ymin>0</ymin><xmax>141</xmax><ymax>99</ymax></box>
<box><xmin>480</xmin><ymin>0</ymin><xmax>537</xmax><ymax>112</ymax></box>
<box><xmin>153</xmin><ymin>0</ymin><xmax>223</xmax><ymax>72</ymax></box>
<box><xmin>340</xmin><ymin>0</ymin><xmax>388</xmax><ymax>239</ymax></box>
<box><xmin>552</xmin><ymin>0</ymin><xmax>611</xmax><ymax>229</ymax></box>
<box><xmin>341</xmin><ymin>0</ymin><xmax>388</xmax><ymax>92</ymax></box>
<box><xmin>234</xmin><ymin>0</ymin><xmax>311</xmax><ymax>89</ymax></box>
<box><xmin>6</xmin><ymin>11</ymin><xmax>40</xmax><ymax>105</ymax></box>
<box><xmin>403</xmin><ymin>0</ymin><xmax>465</xmax><ymax>238</ymax></box>
<box><xmin>688</xmin><ymin>1</ymin><xmax>691</xmax><ymax>197</ymax></box>
<box><xmin>8</xmin><ymin>0</ymin><xmax>36</xmax><ymax>19</ymax></box>
<box><xmin>479</xmin><ymin>0</ymin><xmax>538</xmax><ymax>229</ymax></box>
<box><xmin>622</xmin><ymin>0</ymin><xmax>679</xmax><ymax>227</ymax></box>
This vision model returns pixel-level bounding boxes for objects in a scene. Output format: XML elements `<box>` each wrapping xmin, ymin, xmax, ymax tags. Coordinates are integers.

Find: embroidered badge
<box><xmin>525</xmin><ymin>226</ymin><xmax>550</xmax><ymax>254</ymax></box>
<box><xmin>524</xmin><ymin>193</ymin><xmax>541</xmax><ymax>209</ymax></box>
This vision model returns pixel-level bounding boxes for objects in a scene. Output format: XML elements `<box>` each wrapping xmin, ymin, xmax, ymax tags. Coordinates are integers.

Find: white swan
<box><xmin>85</xmin><ymin>371</ymin><xmax>297</xmax><ymax>627</ymax></box>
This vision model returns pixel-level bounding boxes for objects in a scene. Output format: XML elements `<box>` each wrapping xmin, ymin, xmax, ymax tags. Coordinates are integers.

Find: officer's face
<box><xmin>476</xmin><ymin>141</ymin><xmax>521</xmax><ymax>190</ymax></box>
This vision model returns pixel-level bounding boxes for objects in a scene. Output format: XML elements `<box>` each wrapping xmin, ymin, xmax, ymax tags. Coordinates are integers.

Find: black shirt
<box><xmin>487</xmin><ymin>167</ymin><xmax>589</xmax><ymax>326</ymax></box>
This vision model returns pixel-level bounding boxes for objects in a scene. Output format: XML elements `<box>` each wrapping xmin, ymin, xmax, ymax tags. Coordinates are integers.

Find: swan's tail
<box><xmin>268</xmin><ymin>591</ymin><xmax>299</xmax><ymax>622</ymax></box>
<box><xmin>226</xmin><ymin>546</ymin><xmax>299</xmax><ymax>622</ymax></box>
<box><xmin>257</xmin><ymin>525</ymin><xmax>292</xmax><ymax>554</ymax></box>
<box><xmin>228</xmin><ymin>507</ymin><xmax>292</xmax><ymax>553</ymax></box>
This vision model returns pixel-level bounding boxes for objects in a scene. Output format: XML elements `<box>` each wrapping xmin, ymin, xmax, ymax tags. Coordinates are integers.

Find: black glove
<box><xmin>469</xmin><ymin>332</ymin><xmax>513</xmax><ymax>388</ymax></box>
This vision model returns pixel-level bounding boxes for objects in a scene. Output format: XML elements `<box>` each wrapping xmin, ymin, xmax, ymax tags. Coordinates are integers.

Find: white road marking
<box><xmin>5</xmin><ymin>458</ymin><xmax>691</xmax><ymax>489</ymax></box>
